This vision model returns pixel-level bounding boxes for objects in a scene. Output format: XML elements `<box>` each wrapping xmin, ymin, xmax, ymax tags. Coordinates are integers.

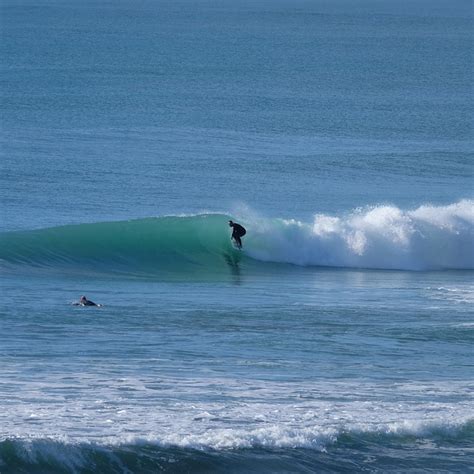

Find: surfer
<box><xmin>73</xmin><ymin>295</ymin><xmax>101</xmax><ymax>307</ymax></box>
<box><xmin>229</xmin><ymin>220</ymin><xmax>246</xmax><ymax>249</ymax></box>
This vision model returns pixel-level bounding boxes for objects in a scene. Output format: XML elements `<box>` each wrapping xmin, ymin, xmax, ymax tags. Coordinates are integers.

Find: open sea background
<box><xmin>0</xmin><ymin>0</ymin><xmax>473</xmax><ymax>472</ymax></box>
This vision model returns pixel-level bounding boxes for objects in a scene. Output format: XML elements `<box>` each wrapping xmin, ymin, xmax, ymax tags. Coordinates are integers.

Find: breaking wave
<box><xmin>0</xmin><ymin>200</ymin><xmax>472</xmax><ymax>275</ymax></box>
<box><xmin>1</xmin><ymin>420</ymin><xmax>473</xmax><ymax>473</ymax></box>
<box><xmin>246</xmin><ymin>199</ymin><xmax>474</xmax><ymax>271</ymax></box>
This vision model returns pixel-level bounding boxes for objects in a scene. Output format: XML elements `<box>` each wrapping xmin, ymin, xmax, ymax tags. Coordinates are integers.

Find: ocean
<box><xmin>1</xmin><ymin>0</ymin><xmax>473</xmax><ymax>472</ymax></box>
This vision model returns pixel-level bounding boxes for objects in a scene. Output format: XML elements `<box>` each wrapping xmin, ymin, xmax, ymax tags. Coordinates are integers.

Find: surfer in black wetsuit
<box><xmin>229</xmin><ymin>220</ymin><xmax>246</xmax><ymax>249</ymax></box>
<box><xmin>73</xmin><ymin>296</ymin><xmax>101</xmax><ymax>307</ymax></box>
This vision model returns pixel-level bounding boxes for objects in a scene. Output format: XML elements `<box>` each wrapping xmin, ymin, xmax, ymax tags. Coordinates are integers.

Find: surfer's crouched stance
<box><xmin>73</xmin><ymin>295</ymin><xmax>101</xmax><ymax>307</ymax></box>
<box><xmin>229</xmin><ymin>220</ymin><xmax>246</xmax><ymax>249</ymax></box>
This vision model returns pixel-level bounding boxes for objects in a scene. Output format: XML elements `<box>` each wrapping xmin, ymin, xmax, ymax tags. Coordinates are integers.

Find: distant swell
<box><xmin>0</xmin><ymin>200</ymin><xmax>472</xmax><ymax>275</ymax></box>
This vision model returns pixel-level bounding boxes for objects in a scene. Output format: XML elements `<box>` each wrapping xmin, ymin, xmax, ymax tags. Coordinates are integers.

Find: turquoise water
<box><xmin>1</xmin><ymin>0</ymin><xmax>473</xmax><ymax>472</ymax></box>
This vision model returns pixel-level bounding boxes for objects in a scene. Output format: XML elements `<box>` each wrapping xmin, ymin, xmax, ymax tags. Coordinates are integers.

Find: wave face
<box><xmin>0</xmin><ymin>214</ymin><xmax>241</xmax><ymax>277</ymax></box>
<box><xmin>0</xmin><ymin>201</ymin><xmax>473</xmax><ymax>275</ymax></box>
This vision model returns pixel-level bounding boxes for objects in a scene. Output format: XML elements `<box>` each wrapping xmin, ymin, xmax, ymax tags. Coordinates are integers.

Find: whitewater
<box><xmin>246</xmin><ymin>200</ymin><xmax>474</xmax><ymax>271</ymax></box>
<box><xmin>2</xmin><ymin>379</ymin><xmax>473</xmax><ymax>470</ymax></box>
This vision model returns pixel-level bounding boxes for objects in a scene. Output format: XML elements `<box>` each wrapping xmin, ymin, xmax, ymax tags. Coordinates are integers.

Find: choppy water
<box><xmin>1</xmin><ymin>0</ymin><xmax>473</xmax><ymax>472</ymax></box>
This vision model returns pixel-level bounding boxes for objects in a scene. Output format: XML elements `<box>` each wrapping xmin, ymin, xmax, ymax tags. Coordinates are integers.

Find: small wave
<box><xmin>1</xmin><ymin>420</ymin><xmax>472</xmax><ymax>473</ymax></box>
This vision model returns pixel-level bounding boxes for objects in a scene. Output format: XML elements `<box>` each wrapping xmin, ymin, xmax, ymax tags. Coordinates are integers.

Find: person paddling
<box><xmin>229</xmin><ymin>220</ymin><xmax>246</xmax><ymax>249</ymax></box>
<box><xmin>73</xmin><ymin>295</ymin><xmax>101</xmax><ymax>307</ymax></box>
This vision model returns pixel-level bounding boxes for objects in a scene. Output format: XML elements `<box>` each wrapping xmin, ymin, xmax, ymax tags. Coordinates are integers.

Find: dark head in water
<box><xmin>228</xmin><ymin>220</ymin><xmax>247</xmax><ymax>249</ymax></box>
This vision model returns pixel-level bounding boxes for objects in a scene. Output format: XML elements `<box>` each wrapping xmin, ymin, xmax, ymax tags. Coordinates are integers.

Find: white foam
<box><xmin>244</xmin><ymin>200</ymin><xmax>474</xmax><ymax>270</ymax></box>
<box><xmin>1</xmin><ymin>377</ymin><xmax>472</xmax><ymax>450</ymax></box>
<box><xmin>427</xmin><ymin>285</ymin><xmax>474</xmax><ymax>304</ymax></box>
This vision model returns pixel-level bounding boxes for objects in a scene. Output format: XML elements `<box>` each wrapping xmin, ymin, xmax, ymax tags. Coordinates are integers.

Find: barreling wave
<box><xmin>0</xmin><ymin>214</ymin><xmax>242</xmax><ymax>278</ymax></box>
<box><xmin>0</xmin><ymin>200</ymin><xmax>472</xmax><ymax>276</ymax></box>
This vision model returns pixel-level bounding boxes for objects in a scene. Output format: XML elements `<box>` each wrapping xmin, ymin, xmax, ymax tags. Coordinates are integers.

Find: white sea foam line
<box><xmin>5</xmin><ymin>416</ymin><xmax>472</xmax><ymax>474</ymax></box>
<box><xmin>1</xmin><ymin>377</ymin><xmax>472</xmax><ymax>448</ymax></box>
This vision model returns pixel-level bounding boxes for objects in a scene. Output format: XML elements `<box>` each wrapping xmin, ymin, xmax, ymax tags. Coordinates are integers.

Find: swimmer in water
<box><xmin>73</xmin><ymin>295</ymin><xmax>101</xmax><ymax>307</ymax></box>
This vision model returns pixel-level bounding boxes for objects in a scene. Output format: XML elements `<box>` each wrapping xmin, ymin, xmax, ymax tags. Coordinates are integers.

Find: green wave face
<box><xmin>0</xmin><ymin>215</ymin><xmax>244</xmax><ymax>278</ymax></box>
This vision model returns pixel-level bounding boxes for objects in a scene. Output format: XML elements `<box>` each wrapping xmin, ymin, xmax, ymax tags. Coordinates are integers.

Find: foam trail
<box><xmin>245</xmin><ymin>200</ymin><xmax>474</xmax><ymax>270</ymax></box>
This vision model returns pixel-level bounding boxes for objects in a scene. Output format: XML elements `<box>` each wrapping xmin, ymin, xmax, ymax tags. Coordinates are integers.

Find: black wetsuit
<box><xmin>74</xmin><ymin>298</ymin><xmax>99</xmax><ymax>307</ymax></box>
<box><xmin>230</xmin><ymin>223</ymin><xmax>246</xmax><ymax>248</ymax></box>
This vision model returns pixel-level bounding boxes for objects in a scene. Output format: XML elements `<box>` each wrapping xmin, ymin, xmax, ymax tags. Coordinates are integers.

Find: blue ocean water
<box><xmin>1</xmin><ymin>0</ymin><xmax>473</xmax><ymax>472</ymax></box>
